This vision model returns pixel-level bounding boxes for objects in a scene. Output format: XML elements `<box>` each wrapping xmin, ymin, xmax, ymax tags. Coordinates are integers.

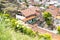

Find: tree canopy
<box><xmin>43</xmin><ymin>11</ymin><xmax>52</xmax><ymax>25</ymax></box>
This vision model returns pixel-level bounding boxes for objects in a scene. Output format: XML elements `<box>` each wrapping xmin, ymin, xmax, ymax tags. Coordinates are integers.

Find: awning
<box><xmin>22</xmin><ymin>16</ymin><xmax>36</xmax><ymax>22</ymax></box>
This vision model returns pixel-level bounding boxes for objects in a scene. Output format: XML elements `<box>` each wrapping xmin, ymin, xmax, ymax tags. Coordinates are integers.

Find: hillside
<box><xmin>0</xmin><ymin>13</ymin><xmax>51</xmax><ymax>40</ymax></box>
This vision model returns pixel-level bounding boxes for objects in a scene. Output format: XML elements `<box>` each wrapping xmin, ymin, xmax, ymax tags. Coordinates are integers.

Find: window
<box><xmin>17</xmin><ymin>12</ymin><xmax>23</xmax><ymax>16</ymax></box>
<box><xmin>27</xmin><ymin>18</ymin><xmax>37</xmax><ymax>24</ymax></box>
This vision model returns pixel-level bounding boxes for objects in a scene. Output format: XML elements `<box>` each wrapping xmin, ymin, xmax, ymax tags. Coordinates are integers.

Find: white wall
<box><xmin>16</xmin><ymin>15</ymin><xmax>25</xmax><ymax>20</ymax></box>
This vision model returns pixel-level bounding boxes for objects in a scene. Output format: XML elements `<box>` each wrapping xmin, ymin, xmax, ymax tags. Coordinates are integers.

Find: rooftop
<box><xmin>19</xmin><ymin>7</ymin><xmax>40</xmax><ymax>17</ymax></box>
<box><xmin>46</xmin><ymin>5</ymin><xmax>60</xmax><ymax>17</ymax></box>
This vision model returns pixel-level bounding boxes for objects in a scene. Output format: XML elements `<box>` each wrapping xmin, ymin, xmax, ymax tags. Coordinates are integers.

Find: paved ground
<box><xmin>28</xmin><ymin>24</ymin><xmax>60</xmax><ymax>40</ymax></box>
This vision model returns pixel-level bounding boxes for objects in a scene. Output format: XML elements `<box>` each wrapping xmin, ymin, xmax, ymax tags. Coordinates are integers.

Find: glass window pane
<box><xmin>27</xmin><ymin>18</ymin><xmax>37</xmax><ymax>24</ymax></box>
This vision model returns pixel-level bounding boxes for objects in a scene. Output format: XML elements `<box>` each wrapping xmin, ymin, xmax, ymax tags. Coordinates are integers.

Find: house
<box><xmin>46</xmin><ymin>5</ymin><xmax>59</xmax><ymax>17</ymax></box>
<box><xmin>16</xmin><ymin>7</ymin><xmax>43</xmax><ymax>24</ymax></box>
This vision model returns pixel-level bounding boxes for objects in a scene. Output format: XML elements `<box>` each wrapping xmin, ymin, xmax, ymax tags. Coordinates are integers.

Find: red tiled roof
<box><xmin>19</xmin><ymin>7</ymin><xmax>40</xmax><ymax>17</ymax></box>
<box><xmin>46</xmin><ymin>8</ymin><xmax>59</xmax><ymax>17</ymax></box>
<box><xmin>46</xmin><ymin>5</ymin><xmax>60</xmax><ymax>17</ymax></box>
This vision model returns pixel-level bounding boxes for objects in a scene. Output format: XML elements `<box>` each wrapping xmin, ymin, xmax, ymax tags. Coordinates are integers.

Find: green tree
<box><xmin>43</xmin><ymin>11</ymin><xmax>52</xmax><ymax>25</ymax></box>
<box><xmin>57</xmin><ymin>26</ymin><xmax>60</xmax><ymax>34</ymax></box>
<box><xmin>43</xmin><ymin>11</ymin><xmax>56</xmax><ymax>30</ymax></box>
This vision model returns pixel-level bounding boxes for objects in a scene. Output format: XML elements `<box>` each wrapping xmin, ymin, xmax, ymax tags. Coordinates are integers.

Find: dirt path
<box><xmin>28</xmin><ymin>24</ymin><xmax>60</xmax><ymax>40</ymax></box>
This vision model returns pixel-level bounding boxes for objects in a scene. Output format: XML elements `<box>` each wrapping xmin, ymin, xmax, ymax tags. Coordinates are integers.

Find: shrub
<box><xmin>10</xmin><ymin>18</ymin><xmax>17</xmax><ymax>28</ymax></box>
<box><xmin>3</xmin><ymin>14</ymin><xmax>10</xmax><ymax>17</ymax></box>
<box><xmin>38</xmin><ymin>33</ymin><xmax>51</xmax><ymax>40</ymax></box>
<box><xmin>43</xmin><ymin>33</ymin><xmax>51</xmax><ymax>40</ymax></box>
<box><xmin>16</xmin><ymin>24</ymin><xmax>36</xmax><ymax>37</ymax></box>
<box><xmin>43</xmin><ymin>11</ymin><xmax>52</xmax><ymax>25</ymax></box>
<box><xmin>26</xmin><ymin>28</ymin><xmax>36</xmax><ymax>37</ymax></box>
<box><xmin>57</xmin><ymin>26</ymin><xmax>60</xmax><ymax>34</ymax></box>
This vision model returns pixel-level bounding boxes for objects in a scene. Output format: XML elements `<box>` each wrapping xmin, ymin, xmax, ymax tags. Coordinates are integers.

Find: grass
<box><xmin>0</xmin><ymin>13</ymin><xmax>39</xmax><ymax>40</ymax></box>
<box><xmin>0</xmin><ymin>26</ymin><xmax>40</xmax><ymax>40</ymax></box>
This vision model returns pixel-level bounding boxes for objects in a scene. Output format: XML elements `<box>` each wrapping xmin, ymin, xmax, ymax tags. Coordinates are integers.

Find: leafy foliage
<box><xmin>38</xmin><ymin>33</ymin><xmax>52</xmax><ymax>40</ymax></box>
<box><xmin>15</xmin><ymin>22</ymin><xmax>36</xmax><ymax>37</ymax></box>
<box><xmin>43</xmin><ymin>11</ymin><xmax>52</xmax><ymax>25</ymax></box>
<box><xmin>0</xmin><ymin>12</ymin><xmax>52</xmax><ymax>40</ymax></box>
<box><xmin>57</xmin><ymin>26</ymin><xmax>60</xmax><ymax>34</ymax></box>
